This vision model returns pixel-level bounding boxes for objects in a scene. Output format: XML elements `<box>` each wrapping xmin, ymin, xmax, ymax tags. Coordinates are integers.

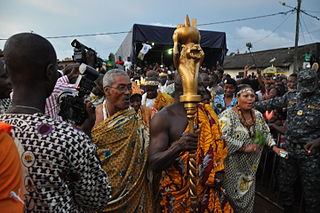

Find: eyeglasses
<box><xmin>106</xmin><ymin>85</ymin><xmax>132</xmax><ymax>93</ymax></box>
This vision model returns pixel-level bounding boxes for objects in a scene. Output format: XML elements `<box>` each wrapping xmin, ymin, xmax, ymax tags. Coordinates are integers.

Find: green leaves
<box><xmin>252</xmin><ymin>129</ymin><xmax>267</xmax><ymax>146</ymax></box>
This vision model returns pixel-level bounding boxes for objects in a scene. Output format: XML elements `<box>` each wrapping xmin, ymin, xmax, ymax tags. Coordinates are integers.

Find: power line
<box><xmin>0</xmin><ymin>31</ymin><xmax>131</xmax><ymax>41</ymax></box>
<box><xmin>45</xmin><ymin>31</ymin><xmax>132</xmax><ymax>39</ymax></box>
<box><xmin>300</xmin><ymin>9</ymin><xmax>320</xmax><ymax>21</ymax></box>
<box><xmin>310</xmin><ymin>28</ymin><xmax>320</xmax><ymax>33</ymax></box>
<box><xmin>0</xmin><ymin>10</ymin><xmax>295</xmax><ymax>41</ymax></box>
<box><xmin>253</xmin><ymin>13</ymin><xmax>293</xmax><ymax>44</ymax></box>
<box><xmin>198</xmin><ymin>9</ymin><xmax>294</xmax><ymax>26</ymax></box>
<box><xmin>300</xmin><ymin>15</ymin><xmax>315</xmax><ymax>42</ymax></box>
<box><xmin>235</xmin><ymin>12</ymin><xmax>294</xmax><ymax>52</ymax></box>
<box><xmin>299</xmin><ymin>19</ymin><xmax>307</xmax><ymax>43</ymax></box>
<box><xmin>303</xmin><ymin>9</ymin><xmax>320</xmax><ymax>13</ymax></box>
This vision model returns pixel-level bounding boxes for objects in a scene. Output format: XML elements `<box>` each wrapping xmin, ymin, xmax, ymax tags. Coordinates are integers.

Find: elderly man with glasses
<box><xmin>91</xmin><ymin>69</ymin><xmax>153</xmax><ymax>212</ymax></box>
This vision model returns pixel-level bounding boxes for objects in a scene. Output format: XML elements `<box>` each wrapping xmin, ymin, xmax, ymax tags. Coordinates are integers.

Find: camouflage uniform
<box><xmin>254</xmin><ymin>69</ymin><xmax>320</xmax><ymax>213</ymax></box>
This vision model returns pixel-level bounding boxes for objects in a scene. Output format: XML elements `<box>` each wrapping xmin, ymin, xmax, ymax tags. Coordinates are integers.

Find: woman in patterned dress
<box><xmin>219</xmin><ymin>84</ymin><xmax>287</xmax><ymax>213</ymax></box>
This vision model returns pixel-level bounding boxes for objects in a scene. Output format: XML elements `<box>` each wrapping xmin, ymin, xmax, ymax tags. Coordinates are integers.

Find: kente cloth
<box><xmin>153</xmin><ymin>92</ymin><xmax>174</xmax><ymax>111</ymax></box>
<box><xmin>92</xmin><ymin>108</ymin><xmax>153</xmax><ymax>212</ymax></box>
<box><xmin>0</xmin><ymin>122</ymin><xmax>24</xmax><ymax>213</ymax></box>
<box><xmin>142</xmin><ymin>92</ymin><xmax>174</xmax><ymax>111</ymax></box>
<box><xmin>159</xmin><ymin>103</ymin><xmax>233</xmax><ymax>213</ymax></box>
<box><xmin>219</xmin><ymin>109</ymin><xmax>275</xmax><ymax>213</ymax></box>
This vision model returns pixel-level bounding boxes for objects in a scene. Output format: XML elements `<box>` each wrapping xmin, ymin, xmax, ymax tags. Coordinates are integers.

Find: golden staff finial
<box><xmin>173</xmin><ymin>15</ymin><xmax>204</xmax><ymax>212</ymax></box>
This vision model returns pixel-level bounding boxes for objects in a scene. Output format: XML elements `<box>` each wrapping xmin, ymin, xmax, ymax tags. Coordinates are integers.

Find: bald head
<box><xmin>4</xmin><ymin>33</ymin><xmax>57</xmax><ymax>84</ymax></box>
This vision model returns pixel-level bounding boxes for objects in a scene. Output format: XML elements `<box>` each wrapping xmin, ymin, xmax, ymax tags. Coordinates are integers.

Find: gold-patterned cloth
<box><xmin>159</xmin><ymin>103</ymin><xmax>233</xmax><ymax>213</ymax></box>
<box><xmin>92</xmin><ymin>109</ymin><xmax>153</xmax><ymax>212</ymax></box>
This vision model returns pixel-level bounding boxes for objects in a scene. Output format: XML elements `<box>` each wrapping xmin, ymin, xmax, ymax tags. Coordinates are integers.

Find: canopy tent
<box><xmin>262</xmin><ymin>65</ymin><xmax>288</xmax><ymax>75</ymax></box>
<box><xmin>116</xmin><ymin>24</ymin><xmax>227</xmax><ymax>68</ymax></box>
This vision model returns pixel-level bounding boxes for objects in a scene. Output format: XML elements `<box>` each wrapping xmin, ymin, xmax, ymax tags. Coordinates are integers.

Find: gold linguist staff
<box><xmin>172</xmin><ymin>15</ymin><xmax>203</xmax><ymax>212</ymax></box>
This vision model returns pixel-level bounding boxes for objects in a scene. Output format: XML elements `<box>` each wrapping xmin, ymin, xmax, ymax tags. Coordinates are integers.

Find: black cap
<box><xmin>224</xmin><ymin>77</ymin><xmax>237</xmax><ymax>87</ymax></box>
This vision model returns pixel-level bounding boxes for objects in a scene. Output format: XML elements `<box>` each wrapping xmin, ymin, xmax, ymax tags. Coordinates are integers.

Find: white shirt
<box><xmin>141</xmin><ymin>93</ymin><xmax>156</xmax><ymax>108</ymax></box>
<box><xmin>140</xmin><ymin>43</ymin><xmax>152</xmax><ymax>55</ymax></box>
<box><xmin>124</xmin><ymin>61</ymin><xmax>132</xmax><ymax>71</ymax></box>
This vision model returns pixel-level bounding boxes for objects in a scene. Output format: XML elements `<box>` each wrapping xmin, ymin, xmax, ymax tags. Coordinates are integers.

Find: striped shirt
<box><xmin>45</xmin><ymin>75</ymin><xmax>77</xmax><ymax>121</ymax></box>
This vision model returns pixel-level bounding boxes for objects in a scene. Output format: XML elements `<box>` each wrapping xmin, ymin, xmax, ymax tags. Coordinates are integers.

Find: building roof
<box><xmin>224</xmin><ymin>42</ymin><xmax>320</xmax><ymax>69</ymax></box>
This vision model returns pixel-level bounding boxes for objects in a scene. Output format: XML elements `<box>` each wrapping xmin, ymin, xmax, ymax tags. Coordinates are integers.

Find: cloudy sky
<box><xmin>1</xmin><ymin>0</ymin><xmax>319</xmax><ymax>60</ymax></box>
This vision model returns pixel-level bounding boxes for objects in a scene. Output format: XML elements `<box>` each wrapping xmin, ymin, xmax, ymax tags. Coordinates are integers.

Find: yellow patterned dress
<box><xmin>159</xmin><ymin>103</ymin><xmax>233</xmax><ymax>213</ymax></box>
<box><xmin>91</xmin><ymin>109</ymin><xmax>153</xmax><ymax>212</ymax></box>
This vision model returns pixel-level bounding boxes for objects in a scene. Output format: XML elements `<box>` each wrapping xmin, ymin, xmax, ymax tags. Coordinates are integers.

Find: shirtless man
<box><xmin>148</xmin><ymin>74</ymin><xmax>231</xmax><ymax>212</ymax></box>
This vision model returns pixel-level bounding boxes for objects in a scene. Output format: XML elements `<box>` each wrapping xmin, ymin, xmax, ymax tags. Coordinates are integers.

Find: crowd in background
<box><xmin>0</xmin><ymin>33</ymin><xmax>320</xmax><ymax>213</ymax></box>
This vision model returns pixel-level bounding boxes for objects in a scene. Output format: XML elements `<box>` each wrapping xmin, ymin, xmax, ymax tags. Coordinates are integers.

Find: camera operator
<box><xmin>45</xmin><ymin>64</ymin><xmax>79</xmax><ymax>121</ymax></box>
<box><xmin>50</xmin><ymin>40</ymin><xmax>102</xmax><ymax>126</ymax></box>
<box><xmin>71</xmin><ymin>39</ymin><xmax>103</xmax><ymax>71</ymax></box>
<box><xmin>84</xmin><ymin>50</ymin><xmax>104</xmax><ymax>74</ymax></box>
<box><xmin>57</xmin><ymin>63</ymin><xmax>100</xmax><ymax>126</ymax></box>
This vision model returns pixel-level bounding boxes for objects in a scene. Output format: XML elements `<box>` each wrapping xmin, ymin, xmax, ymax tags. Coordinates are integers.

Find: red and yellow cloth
<box><xmin>153</xmin><ymin>92</ymin><xmax>174</xmax><ymax>111</ymax></box>
<box><xmin>159</xmin><ymin>104</ymin><xmax>233</xmax><ymax>213</ymax></box>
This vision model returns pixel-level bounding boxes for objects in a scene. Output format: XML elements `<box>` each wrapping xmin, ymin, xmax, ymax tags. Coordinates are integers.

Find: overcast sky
<box><xmin>1</xmin><ymin>0</ymin><xmax>319</xmax><ymax>60</ymax></box>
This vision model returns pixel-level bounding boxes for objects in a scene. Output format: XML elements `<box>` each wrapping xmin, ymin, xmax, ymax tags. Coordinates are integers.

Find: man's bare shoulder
<box><xmin>151</xmin><ymin>103</ymin><xmax>180</xmax><ymax>130</ymax></box>
<box><xmin>158</xmin><ymin>103</ymin><xmax>178</xmax><ymax>116</ymax></box>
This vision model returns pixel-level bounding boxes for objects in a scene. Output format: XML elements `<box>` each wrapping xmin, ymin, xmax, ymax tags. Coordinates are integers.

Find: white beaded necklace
<box><xmin>102</xmin><ymin>100</ymin><xmax>110</xmax><ymax>120</ymax></box>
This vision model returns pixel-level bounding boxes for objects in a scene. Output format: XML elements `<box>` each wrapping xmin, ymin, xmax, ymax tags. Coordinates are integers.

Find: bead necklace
<box><xmin>236</xmin><ymin>106</ymin><xmax>256</xmax><ymax>138</ymax></box>
<box><xmin>102</xmin><ymin>100</ymin><xmax>110</xmax><ymax>120</ymax></box>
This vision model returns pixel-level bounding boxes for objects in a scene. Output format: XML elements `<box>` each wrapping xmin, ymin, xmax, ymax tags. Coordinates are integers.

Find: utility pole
<box><xmin>293</xmin><ymin>0</ymin><xmax>302</xmax><ymax>72</ymax></box>
<box><xmin>280</xmin><ymin>0</ymin><xmax>320</xmax><ymax>71</ymax></box>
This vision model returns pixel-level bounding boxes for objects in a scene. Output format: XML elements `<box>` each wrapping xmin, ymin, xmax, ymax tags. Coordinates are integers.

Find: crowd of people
<box><xmin>0</xmin><ymin>32</ymin><xmax>320</xmax><ymax>213</ymax></box>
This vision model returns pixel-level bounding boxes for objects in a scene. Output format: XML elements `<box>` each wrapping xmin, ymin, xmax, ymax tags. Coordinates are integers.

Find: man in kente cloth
<box><xmin>91</xmin><ymin>69</ymin><xmax>153</xmax><ymax>212</ymax></box>
<box><xmin>141</xmin><ymin>71</ymin><xmax>174</xmax><ymax>111</ymax></box>
<box><xmin>148</xmin><ymin>74</ymin><xmax>233</xmax><ymax>212</ymax></box>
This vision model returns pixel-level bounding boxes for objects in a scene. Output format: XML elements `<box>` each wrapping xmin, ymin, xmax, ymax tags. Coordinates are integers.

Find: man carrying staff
<box><xmin>148</xmin><ymin>16</ymin><xmax>233</xmax><ymax>213</ymax></box>
<box><xmin>148</xmin><ymin>74</ymin><xmax>233</xmax><ymax>212</ymax></box>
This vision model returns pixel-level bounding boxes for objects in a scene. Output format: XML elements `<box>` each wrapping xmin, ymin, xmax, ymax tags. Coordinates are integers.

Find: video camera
<box><xmin>58</xmin><ymin>63</ymin><xmax>99</xmax><ymax>125</ymax></box>
<box><xmin>71</xmin><ymin>39</ymin><xmax>103</xmax><ymax>69</ymax></box>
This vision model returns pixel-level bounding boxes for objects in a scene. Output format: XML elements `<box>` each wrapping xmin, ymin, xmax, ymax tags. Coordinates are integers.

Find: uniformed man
<box><xmin>254</xmin><ymin>68</ymin><xmax>320</xmax><ymax>213</ymax></box>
